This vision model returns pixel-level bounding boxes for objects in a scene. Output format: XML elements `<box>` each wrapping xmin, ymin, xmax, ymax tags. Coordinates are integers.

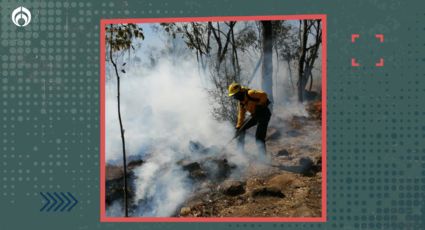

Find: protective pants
<box><xmin>237</xmin><ymin>106</ymin><xmax>272</xmax><ymax>155</ymax></box>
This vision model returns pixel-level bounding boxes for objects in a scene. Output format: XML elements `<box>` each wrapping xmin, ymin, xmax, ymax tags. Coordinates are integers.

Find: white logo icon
<box><xmin>11</xmin><ymin>6</ymin><xmax>31</xmax><ymax>27</ymax></box>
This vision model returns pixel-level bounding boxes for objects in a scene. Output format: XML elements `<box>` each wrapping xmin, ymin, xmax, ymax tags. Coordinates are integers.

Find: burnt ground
<box><xmin>176</xmin><ymin>106</ymin><xmax>323</xmax><ymax>217</ymax></box>
<box><xmin>106</xmin><ymin>103</ymin><xmax>323</xmax><ymax>217</ymax></box>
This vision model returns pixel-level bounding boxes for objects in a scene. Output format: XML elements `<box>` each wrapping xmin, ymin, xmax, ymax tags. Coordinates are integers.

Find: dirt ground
<box><xmin>176</xmin><ymin>107</ymin><xmax>323</xmax><ymax>217</ymax></box>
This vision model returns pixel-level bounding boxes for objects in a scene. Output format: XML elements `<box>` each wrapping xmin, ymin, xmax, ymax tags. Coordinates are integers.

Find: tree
<box><xmin>297</xmin><ymin>20</ymin><xmax>322</xmax><ymax>102</ymax></box>
<box><xmin>105</xmin><ymin>23</ymin><xmax>144</xmax><ymax>217</ymax></box>
<box><xmin>161</xmin><ymin>22</ymin><xmax>212</xmax><ymax>74</ymax></box>
<box><xmin>261</xmin><ymin>21</ymin><xmax>274</xmax><ymax>104</ymax></box>
<box><xmin>161</xmin><ymin>21</ymin><xmax>249</xmax><ymax>124</ymax></box>
<box><xmin>272</xmin><ymin>21</ymin><xmax>299</xmax><ymax>91</ymax></box>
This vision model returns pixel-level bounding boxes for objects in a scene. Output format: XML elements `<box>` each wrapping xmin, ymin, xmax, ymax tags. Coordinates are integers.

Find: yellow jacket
<box><xmin>236</xmin><ymin>88</ymin><xmax>269</xmax><ymax>128</ymax></box>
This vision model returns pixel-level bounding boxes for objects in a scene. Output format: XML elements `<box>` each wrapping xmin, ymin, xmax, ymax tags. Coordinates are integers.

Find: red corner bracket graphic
<box><xmin>375</xmin><ymin>58</ymin><xmax>384</xmax><ymax>67</ymax></box>
<box><xmin>375</xmin><ymin>34</ymin><xmax>384</xmax><ymax>43</ymax></box>
<box><xmin>351</xmin><ymin>34</ymin><xmax>360</xmax><ymax>43</ymax></box>
<box><xmin>351</xmin><ymin>34</ymin><xmax>384</xmax><ymax>67</ymax></box>
<box><xmin>351</xmin><ymin>58</ymin><xmax>360</xmax><ymax>67</ymax></box>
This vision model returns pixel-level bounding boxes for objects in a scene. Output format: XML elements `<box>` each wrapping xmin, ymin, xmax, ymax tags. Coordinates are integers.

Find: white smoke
<box><xmin>106</xmin><ymin>56</ymin><xmax>239</xmax><ymax>216</ymax></box>
<box><xmin>132</xmin><ymin>150</ymin><xmax>191</xmax><ymax>216</ymax></box>
<box><xmin>106</xmin><ymin>200</ymin><xmax>124</xmax><ymax>216</ymax></box>
<box><xmin>106</xmin><ymin>58</ymin><xmax>235</xmax><ymax>163</ymax></box>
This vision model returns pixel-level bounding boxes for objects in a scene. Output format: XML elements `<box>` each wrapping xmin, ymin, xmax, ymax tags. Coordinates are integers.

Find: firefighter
<box><xmin>228</xmin><ymin>82</ymin><xmax>272</xmax><ymax>156</ymax></box>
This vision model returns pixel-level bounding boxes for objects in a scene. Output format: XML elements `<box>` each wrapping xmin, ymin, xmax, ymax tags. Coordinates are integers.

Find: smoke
<box><xmin>106</xmin><ymin>56</ymin><xmax>240</xmax><ymax>216</ymax></box>
<box><xmin>106</xmin><ymin>58</ymin><xmax>235</xmax><ymax>162</ymax></box>
<box><xmin>132</xmin><ymin>150</ymin><xmax>191</xmax><ymax>216</ymax></box>
<box><xmin>106</xmin><ymin>200</ymin><xmax>124</xmax><ymax>216</ymax></box>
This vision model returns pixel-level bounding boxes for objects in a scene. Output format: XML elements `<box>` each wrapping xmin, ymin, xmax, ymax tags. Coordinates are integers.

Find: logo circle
<box><xmin>11</xmin><ymin>6</ymin><xmax>31</xmax><ymax>27</ymax></box>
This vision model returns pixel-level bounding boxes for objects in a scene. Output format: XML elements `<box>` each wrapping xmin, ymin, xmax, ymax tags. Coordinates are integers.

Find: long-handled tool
<box><xmin>218</xmin><ymin>115</ymin><xmax>254</xmax><ymax>153</ymax></box>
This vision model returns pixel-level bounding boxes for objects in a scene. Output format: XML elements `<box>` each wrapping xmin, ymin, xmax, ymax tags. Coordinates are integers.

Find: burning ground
<box><xmin>105</xmin><ymin>102</ymin><xmax>322</xmax><ymax>217</ymax></box>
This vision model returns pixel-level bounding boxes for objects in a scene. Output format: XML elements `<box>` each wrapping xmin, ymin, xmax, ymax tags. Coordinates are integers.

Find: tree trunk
<box><xmin>309</xmin><ymin>72</ymin><xmax>314</xmax><ymax>91</ymax></box>
<box><xmin>109</xmin><ymin>28</ymin><xmax>129</xmax><ymax>217</ymax></box>
<box><xmin>286</xmin><ymin>58</ymin><xmax>295</xmax><ymax>91</ymax></box>
<box><xmin>298</xmin><ymin>21</ymin><xmax>309</xmax><ymax>102</ymax></box>
<box><xmin>306</xmin><ymin>20</ymin><xmax>322</xmax><ymax>93</ymax></box>
<box><xmin>230</xmin><ymin>25</ymin><xmax>240</xmax><ymax>82</ymax></box>
<box><xmin>261</xmin><ymin>21</ymin><xmax>273</xmax><ymax>103</ymax></box>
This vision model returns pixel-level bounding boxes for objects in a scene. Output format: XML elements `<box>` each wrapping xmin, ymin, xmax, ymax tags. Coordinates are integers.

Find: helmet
<box><xmin>228</xmin><ymin>82</ymin><xmax>241</xmax><ymax>97</ymax></box>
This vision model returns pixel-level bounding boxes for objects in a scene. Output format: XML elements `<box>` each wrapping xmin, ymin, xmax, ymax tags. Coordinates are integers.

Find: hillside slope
<box><xmin>106</xmin><ymin>103</ymin><xmax>323</xmax><ymax>217</ymax></box>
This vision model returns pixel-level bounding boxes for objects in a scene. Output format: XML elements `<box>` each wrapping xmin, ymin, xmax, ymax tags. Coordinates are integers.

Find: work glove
<box><xmin>234</xmin><ymin>126</ymin><xmax>243</xmax><ymax>138</ymax></box>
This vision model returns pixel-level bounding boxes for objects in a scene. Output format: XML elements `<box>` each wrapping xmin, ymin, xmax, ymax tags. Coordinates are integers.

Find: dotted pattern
<box><xmin>0</xmin><ymin>0</ymin><xmax>424</xmax><ymax>229</ymax></box>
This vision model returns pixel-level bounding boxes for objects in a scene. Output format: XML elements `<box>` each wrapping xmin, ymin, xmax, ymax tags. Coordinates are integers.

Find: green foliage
<box><xmin>161</xmin><ymin>22</ymin><xmax>211</xmax><ymax>54</ymax></box>
<box><xmin>272</xmin><ymin>21</ymin><xmax>299</xmax><ymax>60</ymax></box>
<box><xmin>106</xmin><ymin>24</ymin><xmax>144</xmax><ymax>53</ymax></box>
<box><xmin>234</xmin><ymin>28</ymin><xmax>258</xmax><ymax>52</ymax></box>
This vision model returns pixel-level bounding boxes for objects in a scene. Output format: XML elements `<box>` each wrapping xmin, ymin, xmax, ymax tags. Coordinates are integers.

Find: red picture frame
<box><xmin>100</xmin><ymin>14</ymin><xmax>327</xmax><ymax>222</ymax></box>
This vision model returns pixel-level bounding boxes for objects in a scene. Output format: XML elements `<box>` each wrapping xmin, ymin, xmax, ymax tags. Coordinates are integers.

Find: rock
<box><xmin>190</xmin><ymin>169</ymin><xmax>207</xmax><ymax>180</ymax></box>
<box><xmin>299</xmin><ymin>157</ymin><xmax>314</xmax><ymax>175</ymax></box>
<box><xmin>219</xmin><ymin>180</ymin><xmax>245</xmax><ymax>196</ymax></box>
<box><xmin>292</xmin><ymin>205</ymin><xmax>316</xmax><ymax>217</ymax></box>
<box><xmin>178</xmin><ymin>160</ymin><xmax>207</xmax><ymax>180</ymax></box>
<box><xmin>299</xmin><ymin>157</ymin><xmax>321</xmax><ymax>176</ymax></box>
<box><xmin>286</xmin><ymin>130</ymin><xmax>302</xmax><ymax>137</ymax></box>
<box><xmin>299</xmin><ymin>157</ymin><xmax>313</xmax><ymax>167</ymax></box>
<box><xmin>178</xmin><ymin>157</ymin><xmax>237</xmax><ymax>181</ymax></box>
<box><xmin>127</xmin><ymin>159</ymin><xmax>144</xmax><ymax>170</ymax></box>
<box><xmin>182</xmin><ymin>161</ymin><xmax>202</xmax><ymax>172</ymax></box>
<box><xmin>277</xmin><ymin>149</ymin><xmax>290</xmax><ymax>157</ymax></box>
<box><xmin>213</xmin><ymin>158</ymin><xmax>236</xmax><ymax>180</ymax></box>
<box><xmin>203</xmin><ymin>158</ymin><xmax>236</xmax><ymax>181</ymax></box>
<box><xmin>251</xmin><ymin>186</ymin><xmax>285</xmax><ymax>198</ymax></box>
<box><xmin>313</xmin><ymin>156</ymin><xmax>322</xmax><ymax>172</ymax></box>
<box><xmin>266</xmin><ymin>173</ymin><xmax>305</xmax><ymax>193</ymax></box>
<box><xmin>180</xmin><ymin>207</ymin><xmax>191</xmax><ymax>216</ymax></box>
